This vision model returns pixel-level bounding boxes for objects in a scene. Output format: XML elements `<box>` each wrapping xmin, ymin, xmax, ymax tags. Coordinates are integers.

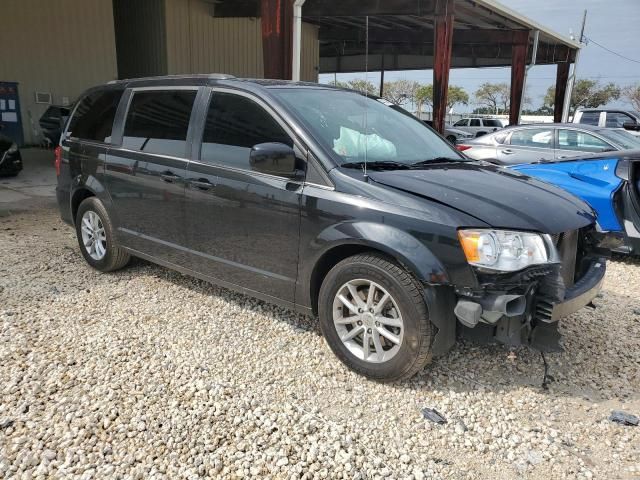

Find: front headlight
<box><xmin>458</xmin><ymin>229</ymin><xmax>551</xmax><ymax>272</ymax></box>
<box><xmin>7</xmin><ymin>143</ymin><xmax>18</xmax><ymax>153</ymax></box>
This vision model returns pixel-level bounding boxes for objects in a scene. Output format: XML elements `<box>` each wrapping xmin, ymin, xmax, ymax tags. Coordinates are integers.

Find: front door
<box><xmin>184</xmin><ymin>89</ymin><xmax>303</xmax><ymax>303</ymax></box>
<box><xmin>106</xmin><ymin>88</ymin><xmax>198</xmax><ymax>265</ymax></box>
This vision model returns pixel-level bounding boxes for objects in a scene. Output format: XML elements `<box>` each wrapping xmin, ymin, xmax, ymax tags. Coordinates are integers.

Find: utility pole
<box><xmin>562</xmin><ymin>10</ymin><xmax>587</xmax><ymax>122</ymax></box>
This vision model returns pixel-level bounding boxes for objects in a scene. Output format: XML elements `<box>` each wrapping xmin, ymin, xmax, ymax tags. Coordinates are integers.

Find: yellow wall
<box><xmin>0</xmin><ymin>0</ymin><xmax>118</xmax><ymax>144</ymax></box>
<box><xmin>164</xmin><ymin>0</ymin><xmax>319</xmax><ymax>81</ymax></box>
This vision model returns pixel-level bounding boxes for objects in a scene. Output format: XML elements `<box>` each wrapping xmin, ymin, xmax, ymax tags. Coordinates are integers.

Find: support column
<box><xmin>432</xmin><ymin>0</ymin><xmax>454</xmax><ymax>134</ymax></box>
<box><xmin>261</xmin><ymin>0</ymin><xmax>294</xmax><ymax>80</ymax></box>
<box><xmin>554</xmin><ymin>62</ymin><xmax>570</xmax><ymax>122</ymax></box>
<box><xmin>509</xmin><ymin>30</ymin><xmax>530</xmax><ymax>125</ymax></box>
<box><xmin>379</xmin><ymin>55</ymin><xmax>385</xmax><ymax>97</ymax></box>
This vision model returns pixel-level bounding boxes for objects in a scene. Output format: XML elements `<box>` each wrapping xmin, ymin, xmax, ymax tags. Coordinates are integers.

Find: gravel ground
<box><xmin>1</xmin><ymin>208</ymin><xmax>639</xmax><ymax>480</ymax></box>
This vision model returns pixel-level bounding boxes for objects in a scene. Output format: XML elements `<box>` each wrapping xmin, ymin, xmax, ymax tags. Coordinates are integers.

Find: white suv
<box><xmin>573</xmin><ymin>109</ymin><xmax>640</xmax><ymax>136</ymax></box>
<box><xmin>452</xmin><ymin>117</ymin><xmax>504</xmax><ymax>137</ymax></box>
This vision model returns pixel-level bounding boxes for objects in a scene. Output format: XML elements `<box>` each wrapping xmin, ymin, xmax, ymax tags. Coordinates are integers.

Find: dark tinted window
<box><xmin>454</xmin><ymin>119</ymin><xmax>468</xmax><ymax>127</ymax></box>
<box><xmin>605</xmin><ymin>112</ymin><xmax>633</xmax><ymax>128</ymax></box>
<box><xmin>483</xmin><ymin>119</ymin><xmax>502</xmax><ymax>127</ymax></box>
<box><xmin>200</xmin><ymin>92</ymin><xmax>292</xmax><ymax>170</ymax></box>
<box><xmin>470</xmin><ymin>119</ymin><xmax>481</xmax><ymax>127</ymax></box>
<box><xmin>122</xmin><ymin>90</ymin><xmax>196</xmax><ymax>158</ymax></box>
<box><xmin>67</xmin><ymin>90</ymin><xmax>123</xmax><ymax>142</ymax></box>
<box><xmin>577</xmin><ymin>111</ymin><xmax>600</xmax><ymax>126</ymax></box>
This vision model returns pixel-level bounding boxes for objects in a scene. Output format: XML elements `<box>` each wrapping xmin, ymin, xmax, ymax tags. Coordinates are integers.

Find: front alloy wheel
<box><xmin>333</xmin><ymin>279</ymin><xmax>404</xmax><ymax>363</ymax></box>
<box><xmin>318</xmin><ymin>253</ymin><xmax>434</xmax><ymax>382</ymax></box>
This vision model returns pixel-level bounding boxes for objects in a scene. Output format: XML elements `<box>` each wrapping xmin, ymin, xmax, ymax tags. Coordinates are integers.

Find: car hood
<box><xmin>367</xmin><ymin>162</ymin><xmax>596</xmax><ymax>233</ymax></box>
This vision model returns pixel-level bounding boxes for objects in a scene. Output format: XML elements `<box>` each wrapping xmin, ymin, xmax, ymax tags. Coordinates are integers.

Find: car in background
<box><xmin>452</xmin><ymin>117</ymin><xmax>504</xmax><ymax>137</ymax></box>
<box><xmin>457</xmin><ymin>123</ymin><xmax>640</xmax><ymax>165</ymax></box>
<box><xmin>422</xmin><ymin>120</ymin><xmax>474</xmax><ymax>144</ymax></box>
<box><xmin>573</xmin><ymin>108</ymin><xmax>640</xmax><ymax>136</ymax></box>
<box><xmin>0</xmin><ymin>130</ymin><xmax>22</xmax><ymax>176</ymax></box>
<box><xmin>512</xmin><ymin>151</ymin><xmax>640</xmax><ymax>255</ymax></box>
<box><xmin>39</xmin><ymin>105</ymin><xmax>71</xmax><ymax>147</ymax></box>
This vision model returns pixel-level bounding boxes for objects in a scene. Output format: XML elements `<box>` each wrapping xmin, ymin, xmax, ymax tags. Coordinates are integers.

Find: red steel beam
<box><xmin>554</xmin><ymin>62</ymin><xmax>571</xmax><ymax>122</ymax></box>
<box><xmin>432</xmin><ymin>0</ymin><xmax>454</xmax><ymax>134</ymax></box>
<box><xmin>509</xmin><ymin>30</ymin><xmax>530</xmax><ymax>125</ymax></box>
<box><xmin>261</xmin><ymin>0</ymin><xmax>294</xmax><ymax>80</ymax></box>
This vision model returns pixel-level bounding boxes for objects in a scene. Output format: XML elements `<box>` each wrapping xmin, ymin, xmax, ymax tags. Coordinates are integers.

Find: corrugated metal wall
<box><xmin>113</xmin><ymin>0</ymin><xmax>168</xmax><ymax>79</ymax></box>
<box><xmin>164</xmin><ymin>0</ymin><xmax>319</xmax><ymax>81</ymax></box>
<box><xmin>0</xmin><ymin>0</ymin><xmax>117</xmax><ymax>145</ymax></box>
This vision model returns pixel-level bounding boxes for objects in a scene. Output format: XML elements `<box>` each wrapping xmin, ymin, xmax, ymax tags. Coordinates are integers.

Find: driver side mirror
<box><xmin>623</xmin><ymin>121</ymin><xmax>640</xmax><ymax>131</ymax></box>
<box><xmin>250</xmin><ymin>142</ymin><xmax>301</xmax><ymax>179</ymax></box>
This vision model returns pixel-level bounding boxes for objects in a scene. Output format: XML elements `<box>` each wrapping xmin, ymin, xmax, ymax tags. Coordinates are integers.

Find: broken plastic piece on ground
<box><xmin>609</xmin><ymin>411</ymin><xmax>639</xmax><ymax>426</ymax></box>
<box><xmin>422</xmin><ymin>408</ymin><xmax>447</xmax><ymax>424</ymax></box>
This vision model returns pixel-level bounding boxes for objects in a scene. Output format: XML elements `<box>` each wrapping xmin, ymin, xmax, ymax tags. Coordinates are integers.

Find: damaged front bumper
<box><xmin>453</xmin><ymin>230</ymin><xmax>607</xmax><ymax>352</ymax></box>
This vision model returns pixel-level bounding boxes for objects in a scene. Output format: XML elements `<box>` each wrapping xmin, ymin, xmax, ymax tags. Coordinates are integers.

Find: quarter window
<box><xmin>509</xmin><ymin>128</ymin><xmax>554</xmax><ymax>147</ymax></box>
<box><xmin>200</xmin><ymin>92</ymin><xmax>292</xmax><ymax>170</ymax></box>
<box><xmin>557</xmin><ymin>129</ymin><xmax>612</xmax><ymax>152</ymax></box>
<box><xmin>67</xmin><ymin>90</ymin><xmax>123</xmax><ymax>143</ymax></box>
<box><xmin>122</xmin><ymin>90</ymin><xmax>196</xmax><ymax>158</ymax></box>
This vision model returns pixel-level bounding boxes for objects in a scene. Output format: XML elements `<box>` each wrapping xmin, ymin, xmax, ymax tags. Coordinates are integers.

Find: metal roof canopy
<box><xmin>301</xmin><ymin>0</ymin><xmax>579</xmax><ymax>73</ymax></box>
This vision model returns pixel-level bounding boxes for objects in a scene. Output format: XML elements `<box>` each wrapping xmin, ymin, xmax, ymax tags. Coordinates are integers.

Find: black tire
<box><xmin>318</xmin><ymin>253</ymin><xmax>433</xmax><ymax>382</ymax></box>
<box><xmin>75</xmin><ymin>197</ymin><xmax>130</xmax><ymax>272</ymax></box>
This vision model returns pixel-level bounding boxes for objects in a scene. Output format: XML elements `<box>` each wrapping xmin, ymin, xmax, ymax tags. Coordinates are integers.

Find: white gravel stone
<box><xmin>1</xmin><ymin>209</ymin><xmax>639</xmax><ymax>479</ymax></box>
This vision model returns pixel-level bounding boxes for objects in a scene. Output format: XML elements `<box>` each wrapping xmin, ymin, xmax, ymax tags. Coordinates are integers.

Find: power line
<box><xmin>584</xmin><ymin>36</ymin><xmax>640</xmax><ymax>65</ymax></box>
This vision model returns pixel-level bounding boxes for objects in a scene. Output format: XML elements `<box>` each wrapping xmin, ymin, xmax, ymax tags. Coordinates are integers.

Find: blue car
<box><xmin>511</xmin><ymin>151</ymin><xmax>640</xmax><ymax>254</ymax></box>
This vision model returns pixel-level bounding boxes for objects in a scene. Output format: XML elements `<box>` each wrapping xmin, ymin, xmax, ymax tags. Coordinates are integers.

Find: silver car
<box><xmin>457</xmin><ymin>123</ymin><xmax>640</xmax><ymax>165</ymax></box>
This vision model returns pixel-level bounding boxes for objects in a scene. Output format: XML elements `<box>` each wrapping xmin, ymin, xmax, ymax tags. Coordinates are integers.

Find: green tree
<box><xmin>382</xmin><ymin>80</ymin><xmax>421</xmax><ymax>106</ymax></box>
<box><xmin>415</xmin><ymin>84</ymin><xmax>433</xmax><ymax>114</ymax></box>
<box><xmin>328</xmin><ymin>79</ymin><xmax>377</xmax><ymax>95</ymax></box>
<box><xmin>623</xmin><ymin>83</ymin><xmax>640</xmax><ymax>111</ymax></box>
<box><xmin>474</xmin><ymin>82</ymin><xmax>510</xmax><ymax>114</ymax></box>
<box><xmin>415</xmin><ymin>84</ymin><xmax>469</xmax><ymax>114</ymax></box>
<box><xmin>544</xmin><ymin>79</ymin><xmax>621</xmax><ymax>112</ymax></box>
<box><xmin>447</xmin><ymin>85</ymin><xmax>469</xmax><ymax>111</ymax></box>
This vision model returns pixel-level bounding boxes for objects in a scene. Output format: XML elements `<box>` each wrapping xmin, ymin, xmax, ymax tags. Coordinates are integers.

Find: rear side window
<box><xmin>509</xmin><ymin>128</ymin><xmax>553</xmax><ymax>147</ymax></box>
<box><xmin>122</xmin><ymin>90</ymin><xmax>197</xmax><ymax>158</ymax></box>
<box><xmin>67</xmin><ymin>90</ymin><xmax>123</xmax><ymax>143</ymax></box>
<box><xmin>483</xmin><ymin>119</ymin><xmax>502</xmax><ymax>127</ymax></box>
<box><xmin>577</xmin><ymin>111</ymin><xmax>600</xmax><ymax>126</ymax></box>
<box><xmin>200</xmin><ymin>92</ymin><xmax>292</xmax><ymax>170</ymax></box>
<box><xmin>470</xmin><ymin>119</ymin><xmax>481</xmax><ymax>127</ymax></box>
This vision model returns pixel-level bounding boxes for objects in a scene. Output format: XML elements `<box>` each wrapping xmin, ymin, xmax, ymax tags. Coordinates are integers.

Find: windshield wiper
<box><xmin>340</xmin><ymin>160</ymin><xmax>411</xmax><ymax>170</ymax></box>
<box><xmin>410</xmin><ymin>157</ymin><xmax>465</xmax><ymax>167</ymax></box>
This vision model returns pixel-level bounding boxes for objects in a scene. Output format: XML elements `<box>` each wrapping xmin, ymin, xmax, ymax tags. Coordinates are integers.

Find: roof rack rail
<box><xmin>107</xmin><ymin>73</ymin><xmax>235</xmax><ymax>85</ymax></box>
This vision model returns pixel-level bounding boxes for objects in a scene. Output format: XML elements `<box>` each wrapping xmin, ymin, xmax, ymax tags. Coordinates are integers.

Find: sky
<box><xmin>318</xmin><ymin>0</ymin><xmax>640</xmax><ymax>112</ymax></box>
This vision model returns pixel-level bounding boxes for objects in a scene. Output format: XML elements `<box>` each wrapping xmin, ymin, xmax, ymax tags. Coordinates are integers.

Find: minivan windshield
<box><xmin>271</xmin><ymin>88</ymin><xmax>464</xmax><ymax>167</ymax></box>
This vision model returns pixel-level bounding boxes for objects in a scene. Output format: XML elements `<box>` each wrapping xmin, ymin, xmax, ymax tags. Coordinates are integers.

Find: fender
<box><xmin>70</xmin><ymin>173</ymin><xmax>119</xmax><ymax>226</ymax></box>
<box><xmin>513</xmin><ymin>158</ymin><xmax>623</xmax><ymax>232</ymax></box>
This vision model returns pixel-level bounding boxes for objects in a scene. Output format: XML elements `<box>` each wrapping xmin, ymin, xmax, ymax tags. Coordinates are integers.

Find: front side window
<box><xmin>605</xmin><ymin>112</ymin><xmax>633</xmax><ymax>128</ymax></box>
<box><xmin>509</xmin><ymin>128</ymin><xmax>554</xmax><ymax>148</ymax></box>
<box><xmin>122</xmin><ymin>90</ymin><xmax>196</xmax><ymax>158</ymax></box>
<box><xmin>454</xmin><ymin>119</ymin><xmax>468</xmax><ymax>127</ymax></box>
<box><xmin>557</xmin><ymin>129</ymin><xmax>613</xmax><ymax>152</ymax></box>
<box><xmin>577</xmin><ymin>111</ymin><xmax>600</xmax><ymax>126</ymax></box>
<box><xmin>67</xmin><ymin>90</ymin><xmax>123</xmax><ymax>143</ymax></box>
<box><xmin>200</xmin><ymin>92</ymin><xmax>292</xmax><ymax>170</ymax></box>
<box><xmin>271</xmin><ymin>88</ymin><xmax>462</xmax><ymax>166</ymax></box>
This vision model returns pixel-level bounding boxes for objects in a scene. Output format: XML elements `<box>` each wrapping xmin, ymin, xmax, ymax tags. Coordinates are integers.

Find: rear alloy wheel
<box><xmin>319</xmin><ymin>253</ymin><xmax>434</xmax><ymax>382</ymax></box>
<box><xmin>75</xmin><ymin>197</ymin><xmax>130</xmax><ymax>272</ymax></box>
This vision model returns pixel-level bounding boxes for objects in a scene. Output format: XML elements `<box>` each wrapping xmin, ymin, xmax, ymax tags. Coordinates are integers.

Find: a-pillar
<box><xmin>554</xmin><ymin>61</ymin><xmax>571</xmax><ymax>122</ymax></box>
<box><xmin>432</xmin><ymin>0</ymin><xmax>454</xmax><ymax>134</ymax></box>
<box><xmin>509</xmin><ymin>30</ymin><xmax>530</xmax><ymax>125</ymax></box>
<box><xmin>261</xmin><ymin>0</ymin><xmax>294</xmax><ymax>80</ymax></box>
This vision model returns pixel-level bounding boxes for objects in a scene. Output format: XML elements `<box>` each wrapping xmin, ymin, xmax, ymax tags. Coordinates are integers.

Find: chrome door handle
<box><xmin>189</xmin><ymin>178</ymin><xmax>213</xmax><ymax>190</ymax></box>
<box><xmin>161</xmin><ymin>171</ymin><xmax>181</xmax><ymax>183</ymax></box>
<box><xmin>502</xmin><ymin>149</ymin><xmax>515</xmax><ymax>154</ymax></box>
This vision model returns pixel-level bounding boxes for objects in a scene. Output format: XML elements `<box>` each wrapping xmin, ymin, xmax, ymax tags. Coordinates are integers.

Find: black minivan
<box><xmin>56</xmin><ymin>75</ymin><xmax>607</xmax><ymax>381</ymax></box>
